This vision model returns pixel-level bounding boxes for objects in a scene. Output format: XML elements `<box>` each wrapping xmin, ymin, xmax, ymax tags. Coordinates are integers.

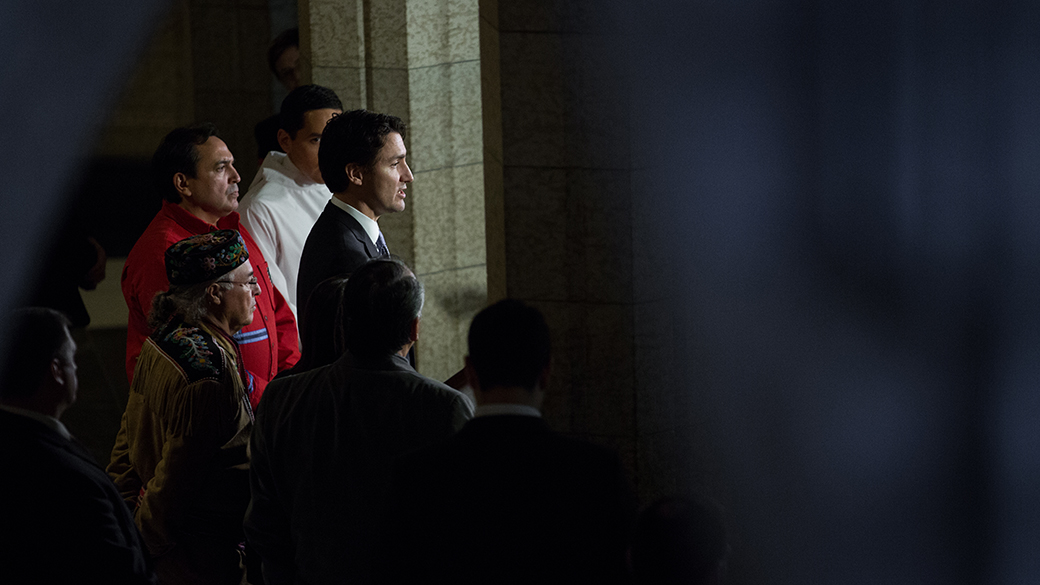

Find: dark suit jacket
<box><xmin>296</xmin><ymin>201</ymin><xmax>381</xmax><ymax>316</ymax></box>
<box><xmin>0</xmin><ymin>409</ymin><xmax>155</xmax><ymax>585</ymax></box>
<box><xmin>245</xmin><ymin>352</ymin><xmax>472</xmax><ymax>585</ymax></box>
<box><xmin>386</xmin><ymin>414</ymin><xmax>637</xmax><ymax>585</ymax></box>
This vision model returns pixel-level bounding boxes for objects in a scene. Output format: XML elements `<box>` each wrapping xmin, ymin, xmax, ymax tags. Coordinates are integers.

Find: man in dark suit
<box><xmin>387</xmin><ymin>299</ymin><xmax>637</xmax><ymax>584</ymax></box>
<box><xmin>246</xmin><ymin>258</ymin><xmax>471</xmax><ymax>585</ymax></box>
<box><xmin>0</xmin><ymin>308</ymin><xmax>155</xmax><ymax>585</ymax></box>
<box><xmin>295</xmin><ymin>109</ymin><xmax>412</xmax><ymax>315</ymax></box>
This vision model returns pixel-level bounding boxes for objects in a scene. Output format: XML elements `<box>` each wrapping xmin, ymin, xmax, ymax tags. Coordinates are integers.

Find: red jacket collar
<box><xmin>160</xmin><ymin>199</ymin><xmax>242</xmax><ymax>232</ymax></box>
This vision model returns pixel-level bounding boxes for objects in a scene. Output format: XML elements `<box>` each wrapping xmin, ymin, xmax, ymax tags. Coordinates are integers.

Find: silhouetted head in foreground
<box><xmin>465</xmin><ymin>299</ymin><xmax>551</xmax><ymax>408</ymax></box>
<box><xmin>342</xmin><ymin>258</ymin><xmax>423</xmax><ymax>360</ymax></box>
<box><xmin>630</xmin><ymin>495</ymin><xmax>729</xmax><ymax>585</ymax></box>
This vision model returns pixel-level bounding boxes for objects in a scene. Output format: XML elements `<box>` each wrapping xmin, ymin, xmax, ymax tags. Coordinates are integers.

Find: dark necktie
<box><xmin>376</xmin><ymin>232</ymin><xmax>390</xmax><ymax>257</ymax></box>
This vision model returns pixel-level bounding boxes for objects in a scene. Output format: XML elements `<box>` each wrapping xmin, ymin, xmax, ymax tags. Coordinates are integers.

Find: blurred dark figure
<box><xmin>386</xmin><ymin>299</ymin><xmax>636</xmax><ymax>584</ymax></box>
<box><xmin>0</xmin><ymin>307</ymin><xmax>154</xmax><ymax>585</ymax></box>
<box><xmin>630</xmin><ymin>496</ymin><xmax>728</xmax><ymax>585</ymax></box>
<box><xmin>255</xmin><ymin>28</ymin><xmax>301</xmax><ymax>161</ymax></box>
<box><xmin>26</xmin><ymin>215</ymin><xmax>106</xmax><ymax>328</ymax></box>
<box><xmin>278</xmin><ymin>273</ymin><xmax>351</xmax><ymax>377</ymax></box>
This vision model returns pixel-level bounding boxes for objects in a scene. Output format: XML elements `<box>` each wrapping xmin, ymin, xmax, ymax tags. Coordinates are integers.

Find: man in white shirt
<box><xmin>296</xmin><ymin>109</ymin><xmax>413</xmax><ymax>316</ymax></box>
<box><xmin>240</xmin><ymin>84</ymin><xmax>343</xmax><ymax>318</ymax></box>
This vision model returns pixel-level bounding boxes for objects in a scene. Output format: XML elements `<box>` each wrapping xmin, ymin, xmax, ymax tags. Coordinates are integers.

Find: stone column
<box><xmin>300</xmin><ymin>0</ymin><xmax>488</xmax><ymax>381</ymax></box>
<box><xmin>492</xmin><ymin>1</ymin><xmax>640</xmax><ymax>484</ymax></box>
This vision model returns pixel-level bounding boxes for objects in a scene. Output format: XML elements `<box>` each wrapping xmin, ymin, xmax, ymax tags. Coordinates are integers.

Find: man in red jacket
<box><xmin>121</xmin><ymin>123</ymin><xmax>300</xmax><ymax>408</ymax></box>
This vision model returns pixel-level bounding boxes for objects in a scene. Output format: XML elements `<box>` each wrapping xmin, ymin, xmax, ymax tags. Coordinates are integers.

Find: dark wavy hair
<box><xmin>279</xmin><ymin>85</ymin><xmax>343</xmax><ymax>139</ymax></box>
<box><xmin>318</xmin><ymin>109</ymin><xmax>406</xmax><ymax>193</ymax></box>
<box><xmin>152</xmin><ymin>123</ymin><xmax>219</xmax><ymax>204</ymax></box>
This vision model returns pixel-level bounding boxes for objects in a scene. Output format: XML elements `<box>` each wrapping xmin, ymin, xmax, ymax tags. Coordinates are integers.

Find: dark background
<box><xmin>2</xmin><ymin>0</ymin><xmax>1038</xmax><ymax>582</ymax></box>
<box><xmin>608</xmin><ymin>0</ymin><xmax>1040</xmax><ymax>582</ymax></box>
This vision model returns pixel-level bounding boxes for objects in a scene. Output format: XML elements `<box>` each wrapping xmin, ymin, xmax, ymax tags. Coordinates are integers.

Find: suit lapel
<box><xmin>328</xmin><ymin>202</ymin><xmax>379</xmax><ymax>258</ymax></box>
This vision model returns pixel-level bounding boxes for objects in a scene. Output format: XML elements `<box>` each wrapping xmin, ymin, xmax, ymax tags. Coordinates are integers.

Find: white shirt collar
<box><xmin>0</xmin><ymin>404</ymin><xmax>72</xmax><ymax>440</ymax></box>
<box><xmin>474</xmin><ymin>403</ymin><xmax>542</xmax><ymax>418</ymax></box>
<box><xmin>253</xmin><ymin>151</ymin><xmax>320</xmax><ymax>188</ymax></box>
<box><xmin>329</xmin><ymin>196</ymin><xmax>381</xmax><ymax>245</ymax></box>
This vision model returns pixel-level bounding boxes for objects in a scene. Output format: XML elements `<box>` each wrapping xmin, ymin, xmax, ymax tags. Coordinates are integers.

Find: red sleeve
<box><xmin>122</xmin><ymin>244</ymin><xmax>172</xmax><ymax>384</ymax></box>
<box><xmin>271</xmin><ymin>283</ymin><xmax>300</xmax><ymax>373</ymax></box>
<box><xmin>238</xmin><ymin>226</ymin><xmax>300</xmax><ymax>382</ymax></box>
<box><xmin>244</xmin><ymin>283</ymin><xmax>298</xmax><ymax>411</ymax></box>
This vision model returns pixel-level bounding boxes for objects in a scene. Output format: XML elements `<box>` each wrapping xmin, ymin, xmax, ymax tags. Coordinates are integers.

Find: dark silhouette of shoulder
<box><xmin>0</xmin><ymin>410</ymin><xmax>155</xmax><ymax>585</ymax></box>
<box><xmin>387</xmin><ymin>414</ymin><xmax>635</xmax><ymax>585</ymax></box>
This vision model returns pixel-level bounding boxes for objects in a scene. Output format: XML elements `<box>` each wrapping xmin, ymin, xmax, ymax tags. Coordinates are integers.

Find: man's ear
<box><xmin>50</xmin><ymin>357</ymin><xmax>66</xmax><ymax>386</ymax></box>
<box><xmin>408</xmin><ymin>317</ymin><xmax>420</xmax><ymax>343</ymax></box>
<box><xmin>173</xmin><ymin>172</ymin><xmax>192</xmax><ymax>199</ymax></box>
<box><xmin>276</xmin><ymin>128</ymin><xmax>293</xmax><ymax>153</ymax></box>
<box><xmin>345</xmin><ymin>163</ymin><xmax>364</xmax><ymax>186</ymax></box>
<box><xmin>206</xmin><ymin>283</ymin><xmax>224</xmax><ymax>306</ymax></box>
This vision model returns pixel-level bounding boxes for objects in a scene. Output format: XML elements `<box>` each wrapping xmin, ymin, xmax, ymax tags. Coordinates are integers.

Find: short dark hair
<box><xmin>318</xmin><ymin>109</ymin><xmax>406</xmax><ymax>193</ymax></box>
<box><xmin>152</xmin><ymin>123</ymin><xmax>219</xmax><ymax>204</ymax></box>
<box><xmin>279</xmin><ymin>85</ymin><xmax>343</xmax><ymax>139</ymax></box>
<box><xmin>630</xmin><ymin>495</ymin><xmax>728</xmax><ymax>585</ymax></box>
<box><xmin>467</xmin><ymin>300</ymin><xmax>551</xmax><ymax>391</ymax></box>
<box><xmin>342</xmin><ymin>258</ymin><xmax>423</xmax><ymax>359</ymax></box>
<box><xmin>0</xmin><ymin>308</ymin><xmax>72</xmax><ymax>401</ymax></box>
<box><xmin>267</xmin><ymin>28</ymin><xmax>299</xmax><ymax>77</ymax></box>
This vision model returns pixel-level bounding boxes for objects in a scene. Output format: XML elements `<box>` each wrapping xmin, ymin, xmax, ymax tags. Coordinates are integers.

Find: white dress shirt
<box><xmin>329</xmin><ymin>196</ymin><xmax>382</xmax><ymax>246</ymax></box>
<box><xmin>240</xmin><ymin>152</ymin><xmax>332</xmax><ymax>318</ymax></box>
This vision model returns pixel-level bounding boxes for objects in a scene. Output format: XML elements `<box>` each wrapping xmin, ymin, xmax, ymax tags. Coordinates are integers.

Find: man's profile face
<box><xmin>275</xmin><ymin>45</ymin><xmax>301</xmax><ymax>91</ymax></box>
<box><xmin>182</xmin><ymin>136</ymin><xmax>241</xmax><ymax>223</ymax></box>
<box><xmin>281</xmin><ymin>108</ymin><xmax>340</xmax><ymax>184</ymax></box>
<box><xmin>219</xmin><ymin>260</ymin><xmax>259</xmax><ymax>334</ymax></box>
<box><xmin>358</xmin><ymin>132</ymin><xmax>412</xmax><ymax>219</ymax></box>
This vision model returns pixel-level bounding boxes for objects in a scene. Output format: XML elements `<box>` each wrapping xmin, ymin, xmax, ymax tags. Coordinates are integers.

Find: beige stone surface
<box><xmin>411</xmin><ymin>163</ymin><xmax>485</xmax><ymax>272</ymax></box>
<box><xmin>451</xmin><ymin>164</ymin><xmax>488</xmax><ymax>267</ymax></box>
<box><xmin>367</xmin><ymin>67</ymin><xmax>411</xmax><ymax>120</ymax></box>
<box><xmin>414</xmin><ymin>264</ymin><xmax>488</xmax><ymax>382</ymax></box>
<box><xmin>311</xmin><ymin>66</ymin><xmax>367</xmax><ymax>110</ymax></box>
<box><xmin>408</xmin><ymin>61</ymin><xmax>483</xmax><ymax>169</ymax></box>
<box><xmin>380</xmin><ymin>205</ymin><xmax>416</xmax><ymax>268</ymax></box>
<box><xmin>406</xmin><ymin>0</ymin><xmax>480</xmax><ymax>69</ymax></box>
<box><xmin>368</xmin><ymin>0</ymin><xmax>409</xmax><ymax>69</ymax></box>
<box><xmin>308</xmin><ymin>0</ymin><xmax>365</xmax><ymax>68</ymax></box>
<box><xmin>478</xmin><ymin>14</ymin><xmax>502</xmax><ymax>163</ymax></box>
